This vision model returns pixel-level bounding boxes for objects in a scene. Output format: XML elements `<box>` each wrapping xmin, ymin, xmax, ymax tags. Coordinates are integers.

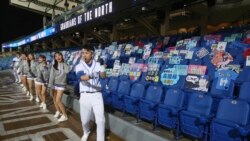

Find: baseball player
<box><xmin>75</xmin><ymin>46</ymin><xmax>106</xmax><ymax>141</ymax></box>
<box><xmin>12</xmin><ymin>52</ymin><xmax>21</xmax><ymax>83</ymax></box>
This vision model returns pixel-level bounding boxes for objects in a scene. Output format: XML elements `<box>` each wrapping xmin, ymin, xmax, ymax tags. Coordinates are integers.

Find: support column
<box><xmin>10</xmin><ymin>47</ymin><xmax>12</xmax><ymax>52</ymax></box>
<box><xmin>43</xmin><ymin>15</ymin><xmax>47</xmax><ymax>29</ymax></box>
<box><xmin>52</xmin><ymin>10</ymin><xmax>55</xmax><ymax>26</ymax></box>
<box><xmin>160</xmin><ymin>8</ymin><xmax>170</xmax><ymax>36</ymax></box>
<box><xmin>18</xmin><ymin>46</ymin><xmax>21</xmax><ymax>52</ymax></box>
<box><xmin>82</xmin><ymin>33</ymin><xmax>88</xmax><ymax>46</ymax></box>
<box><xmin>200</xmin><ymin>15</ymin><xmax>208</xmax><ymax>35</ymax></box>
<box><xmin>65</xmin><ymin>36</ymin><xmax>71</xmax><ymax>47</ymax></box>
<box><xmin>42</xmin><ymin>41</ymin><xmax>47</xmax><ymax>50</ymax></box>
<box><xmin>2</xmin><ymin>48</ymin><xmax>4</xmax><ymax>53</ymax></box>
<box><xmin>111</xmin><ymin>25</ymin><xmax>118</xmax><ymax>42</ymax></box>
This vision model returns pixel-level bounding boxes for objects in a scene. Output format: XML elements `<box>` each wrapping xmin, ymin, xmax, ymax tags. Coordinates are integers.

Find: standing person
<box><xmin>35</xmin><ymin>55</ymin><xmax>50</xmax><ymax>110</ymax></box>
<box><xmin>27</xmin><ymin>53</ymin><xmax>38</xmax><ymax>101</ymax></box>
<box><xmin>12</xmin><ymin>52</ymin><xmax>21</xmax><ymax>83</ymax></box>
<box><xmin>75</xmin><ymin>46</ymin><xmax>106</xmax><ymax>141</ymax></box>
<box><xmin>19</xmin><ymin>53</ymin><xmax>30</xmax><ymax>96</ymax></box>
<box><xmin>48</xmin><ymin>52</ymin><xmax>70</xmax><ymax>122</ymax></box>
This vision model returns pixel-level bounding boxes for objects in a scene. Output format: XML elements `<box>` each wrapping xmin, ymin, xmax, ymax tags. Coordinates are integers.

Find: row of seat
<box><xmin>101</xmin><ymin>75</ymin><xmax>250</xmax><ymax>140</ymax></box>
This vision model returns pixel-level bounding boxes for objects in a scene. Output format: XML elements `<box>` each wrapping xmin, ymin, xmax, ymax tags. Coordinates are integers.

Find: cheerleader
<box><xmin>48</xmin><ymin>52</ymin><xmax>70</xmax><ymax>122</ymax></box>
<box><xmin>35</xmin><ymin>55</ymin><xmax>50</xmax><ymax>110</ymax></box>
<box><xmin>27</xmin><ymin>53</ymin><xmax>38</xmax><ymax>101</ymax></box>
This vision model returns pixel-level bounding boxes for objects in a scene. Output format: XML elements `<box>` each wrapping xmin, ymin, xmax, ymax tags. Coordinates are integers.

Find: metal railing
<box><xmin>45</xmin><ymin>0</ymin><xmax>105</xmax><ymax>27</ymax></box>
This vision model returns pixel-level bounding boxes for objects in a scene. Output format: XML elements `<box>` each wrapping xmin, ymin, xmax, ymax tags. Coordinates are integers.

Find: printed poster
<box><xmin>160</xmin><ymin>68</ymin><xmax>180</xmax><ymax>85</ymax></box>
<box><xmin>142</xmin><ymin>45</ymin><xmax>152</xmax><ymax>60</ymax></box>
<box><xmin>184</xmin><ymin>75</ymin><xmax>209</xmax><ymax>92</ymax></box>
<box><xmin>174</xmin><ymin>65</ymin><xmax>188</xmax><ymax>75</ymax></box>
<box><xmin>153</xmin><ymin>52</ymin><xmax>163</xmax><ymax>58</ymax></box>
<box><xmin>212</xmin><ymin>51</ymin><xmax>233</xmax><ymax>68</ymax></box>
<box><xmin>169</xmin><ymin>56</ymin><xmax>181</xmax><ymax>64</ymax></box>
<box><xmin>185</xmin><ymin>51</ymin><xmax>194</xmax><ymax>59</ymax></box>
<box><xmin>196</xmin><ymin>47</ymin><xmax>209</xmax><ymax>59</ymax></box>
<box><xmin>120</xmin><ymin>63</ymin><xmax>130</xmax><ymax>75</ymax></box>
<box><xmin>146</xmin><ymin>64</ymin><xmax>160</xmax><ymax>82</ymax></box>
<box><xmin>224</xmin><ymin>65</ymin><xmax>241</xmax><ymax>73</ymax></box>
<box><xmin>211</xmin><ymin>44</ymin><xmax>218</xmax><ymax>51</ymax></box>
<box><xmin>246</xmin><ymin>56</ymin><xmax>250</xmax><ymax>66</ymax></box>
<box><xmin>176</xmin><ymin>40</ymin><xmax>184</xmax><ymax>48</ymax></box>
<box><xmin>129</xmin><ymin>63</ymin><xmax>142</xmax><ymax>81</ymax></box>
<box><xmin>125</xmin><ymin>44</ymin><xmax>133</xmax><ymax>55</ymax></box>
<box><xmin>128</xmin><ymin>57</ymin><xmax>136</xmax><ymax>64</ymax></box>
<box><xmin>112</xmin><ymin>60</ymin><xmax>121</xmax><ymax>77</ymax></box>
<box><xmin>147</xmin><ymin>57</ymin><xmax>159</xmax><ymax>64</ymax></box>
<box><xmin>105</xmin><ymin>69</ymin><xmax>113</xmax><ymax>77</ymax></box>
<box><xmin>217</xmin><ymin>42</ymin><xmax>227</xmax><ymax>51</ymax></box>
<box><xmin>186</xmin><ymin>39</ymin><xmax>198</xmax><ymax>50</ymax></box>
<box><xmin>188</xmin><ymin>65</ymin><xmax>207</xmax><ymax>75</ymax></box>
<box><xmin>112</xmin><ymin>50</ymin><xmax>121</xmax><ymax>59</ymax></box>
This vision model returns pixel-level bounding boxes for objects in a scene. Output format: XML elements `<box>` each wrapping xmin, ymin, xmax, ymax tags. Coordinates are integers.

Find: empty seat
<box><xmin>124</xmin><ymin>82</ymin><xmax>145</xmax><ymax>118</ymax></box>
<box><xmin>139</xmin><ymin>85</ymin><xmax>163</xmax><ymax>129</ymax></box>
<box><xmin>103</xmin><ymin>77</ymin><xmax>119</xmax><ymax>105</ymax></box>
<box><xmin>111</xmin><ymin>80</ymin><xmax>131</xmax><ymax>110</ymax></box>
<box><xmin>180</xmin><ymin>94</ymin><xmax>213</xmax><ymax>140</ymax></box>
<box><xmin>210</xmin><ymin>99</ymin><xmax>250</xmax><ymax>141</ymax></box>
<box><xmin>157</xmin><ymin>89</ymin><xmax>185</xmax><ymax>139</ymax></box>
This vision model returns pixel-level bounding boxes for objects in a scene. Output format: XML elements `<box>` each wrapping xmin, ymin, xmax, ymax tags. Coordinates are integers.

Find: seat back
<box><xmin>119</xmin><ymin>75</ymin><xmax>129</xmax><ymax>81</ymax></box>
<box><xmin>108</xmin><ymin>77</ymin><xmax>119</xmax><ymax>92</ymax></box>
<box><xmin>117</xmin><ymin>80</ymin><xmax>131</xmax><ymax>95</ymax></box>
<box><xmin>130</xmin><ymin>83</ymin><xmax>145</xmax><ymax>98</ymax></box>
<box><xmin>100</xmin><ymin>78</ymin><xmax>108</xmax><ymax>91</ymax></box>
<box><xmin>216</xmin><ymin>99</ymin><xmax>249</xmax><ymax>125</ymax></box>
<box><xmin>237</xmin><ymin>66</ymin><xmax>250</xmax><ymax>83</ymax></box>
<box><xmin>187</xmin><ymin>94</ymin><xmax>213</xmax><ymax>116</ymax></box>
<box><xmin>145</xmin><ymin>85</ymin><xmax>163</xmax><ymax>103</ymax></box>
<box><xmin>163</xmin><ymin>89</ymin><xmax>185</xmax><ymax>108</ymax></box>
<box><xmin>136</xmin><ymin>59</ymin><xmax>144</xmax><ymax>64</ymax></box>
<box><xmin>238</xmin><ymin>82</ymin><xmax>250</xmax><ymax>103</ymax></box>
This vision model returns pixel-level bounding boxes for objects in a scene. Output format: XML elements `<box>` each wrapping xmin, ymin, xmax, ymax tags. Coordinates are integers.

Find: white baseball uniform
<box><xmin>75</xmin><ymin>59</ymin><xmax>105</xmax><ymax>141</ymax></box>
<box><xmin>12</xmin><ymin>57</ymin><xmax>20</xmax><ymax>82</ymax></box>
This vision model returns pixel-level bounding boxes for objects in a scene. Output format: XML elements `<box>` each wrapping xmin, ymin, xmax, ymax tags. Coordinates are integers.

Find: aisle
<box><xmin>0</xmin><ymin>70</ymin><xmax>122</xmax><ymax>141</ymax></box>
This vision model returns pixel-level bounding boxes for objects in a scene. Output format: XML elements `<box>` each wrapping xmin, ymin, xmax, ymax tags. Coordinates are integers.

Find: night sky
<box><xmin>0</xmin><ymin>0</ymin><xmax>43</xmax><ymax>47</ymax></box>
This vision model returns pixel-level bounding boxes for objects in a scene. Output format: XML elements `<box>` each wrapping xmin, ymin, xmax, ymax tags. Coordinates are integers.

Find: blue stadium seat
<box><xmin>100</xmin><ymin>78</ymin><xmax>109</xmax><ymax>94</ymax></box>
<box><xmin>210</xmin><ymin>78</ymin><xmax>235</xmax><ymax>113</ymax></box>
<box><xmin>119</xmin><ymin>75</ymin><xmax>129</xmax><ymax>81</ymax></box>
<box><xmin>164</xmin><ymin>75</ymin><xmax>185</xmax><ymax>91</ymax></box>
<box><xmin>238</xmin><ymin>82</ymin><xmax>250</xmax><ymax>103</ymax></box>
<box><xmin>111</xmin><ymin>80</ymin><xmax>131</xmax><ymax>110</ymax></box>
<box><xmin>236</xmin><ymin>66</ymin><xmax>250</xmax><ymax>84</ymax></box>
<box><xmin>210</xmin><ymin>99</ymin><xmax>250</xmax><ymax>141</ymax></box>
<box><xmin>124</xmin><ymin>82</ymin><xmax>145</xmax><ymax>118</ymax></box>
<box><xmin>179</xmin><ymin>94</ymin><xmax>213</xmax><ymax>140</ymax></box>
<box><xmin>139</xmin><ymin>85</ymin><xmax>163</xmax><ymax>129</ymax></box>
<box><xmin>136</xmin><ymin>58</ymin><xmax>145</xmax><ymax>64</ymax></box>
<box><xmin>157</xmin><ymin>89</ymin><xmax>185</xmax><ymax>139</ymax></box>
<box><xmin>103</xmin><ymin>77</ymin><xmax>119</xmax><ymax>105</ymax></box>
<box><xmin>139</xmin><ymin>72</ymin><xmax>151</xmax><ymax>87</ymax></box>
